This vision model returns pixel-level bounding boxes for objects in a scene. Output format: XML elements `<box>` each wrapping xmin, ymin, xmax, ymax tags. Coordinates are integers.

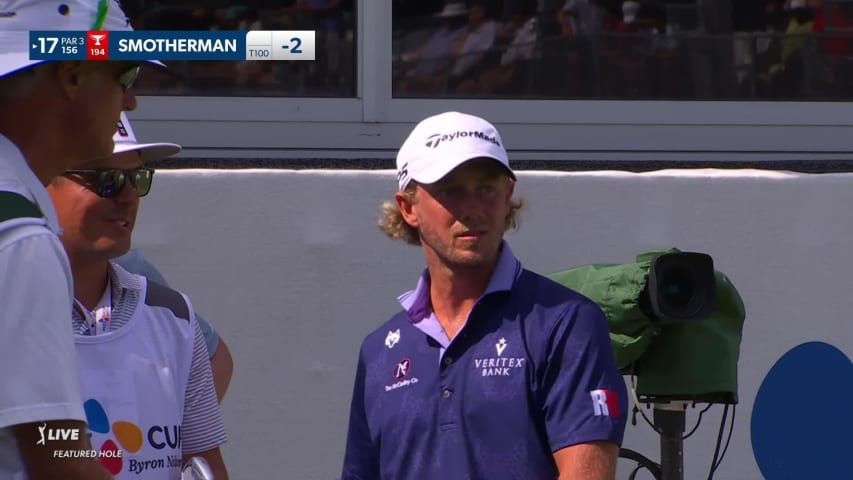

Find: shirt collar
<box><xmin>397</xmin><ymin>241</ymin><xmax>522</xmax><ymax>323</ymax></box>
<box><xmin>72</xmin><ymin>262</ymin><xmax>143</xmax><ymax>328</ymax></box>
<box><xmin>108</xmin><ymin>260</ymin><xmax>145</xmax><ymax>295</ymax></box>
<box><xmin>0</xmin><ymin>133</ymin><xmax>62</xmax><ymax>233</ymax></box>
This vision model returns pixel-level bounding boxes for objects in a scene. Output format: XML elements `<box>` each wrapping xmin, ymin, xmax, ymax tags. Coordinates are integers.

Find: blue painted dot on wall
<box><xmin>751</xmin><ymin>342</ymin><xmax>853</xmax><ymax>479</ymax></box>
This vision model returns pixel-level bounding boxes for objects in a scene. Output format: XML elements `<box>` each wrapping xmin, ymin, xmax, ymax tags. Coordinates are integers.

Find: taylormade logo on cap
<box><xmin>396</xmin><ymin>111</ymin><xmax>514</xmax><ymax>191</ymax></box>
<box><xmin>424</xmin><ymin>130</ymin><xmax>502</xmax><ymax>150</ymax></box>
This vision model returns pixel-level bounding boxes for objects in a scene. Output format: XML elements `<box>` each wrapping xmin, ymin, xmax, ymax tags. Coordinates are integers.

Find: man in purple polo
<box><xmin>342</xmin><ymin>111</ymin><xmax>628</xmax><ymax>479</ymax></box>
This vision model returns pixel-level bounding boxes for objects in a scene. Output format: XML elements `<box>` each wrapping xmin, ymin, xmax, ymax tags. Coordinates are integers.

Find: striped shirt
<box><xmin>71</xmin><ymin>262</ymin><xmax>227</xmax><ymax>454</ymax></box>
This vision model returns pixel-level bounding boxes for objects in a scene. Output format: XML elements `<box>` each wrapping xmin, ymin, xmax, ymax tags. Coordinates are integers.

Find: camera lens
<box><xmin>647</xmin><ymin>251</ymin><xmax>716</xmax><ymax>322</ymax></box>
<box><xmin>660</xmin><ymin>267</ymin><xmax>693</xmax><ymax>308</ymax></box>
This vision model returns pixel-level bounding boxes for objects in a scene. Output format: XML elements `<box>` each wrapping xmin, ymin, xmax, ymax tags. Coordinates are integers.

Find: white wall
<box><xmin>133</xmin><ymin>168</ymin><xmax>853</xmax><ymax>480</ymax></box>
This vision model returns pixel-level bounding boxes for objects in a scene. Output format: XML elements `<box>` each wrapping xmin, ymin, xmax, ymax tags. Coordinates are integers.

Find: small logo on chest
<box><xmin>385</xmin><ymin>358</ymin><xmax>419</xmax><ymax>392</ymax></box>
<box><xmin>496</xmin><ymin>337</ymin><xmax>508</xmax><ymax>356</ymax></box>
<box><xmin>473</xmin><ymin>338</ymin><xmax>526</xmax><ymax>377</ymax></box>
<box><xmin>385</xmin><ymin>329</ymin><xmax>400</xmax><ymax>349</ymax></box>
<box><xmin>393</xmin><ymin>358</ymin><xmax>411</xmax><ymax>380</ymax></box>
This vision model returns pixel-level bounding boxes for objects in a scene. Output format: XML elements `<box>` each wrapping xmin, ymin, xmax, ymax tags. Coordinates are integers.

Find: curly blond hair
<box><xmin>378</xmin><ymin>182</ymin><xmax>525</xmax><ymax>245</ymax></box>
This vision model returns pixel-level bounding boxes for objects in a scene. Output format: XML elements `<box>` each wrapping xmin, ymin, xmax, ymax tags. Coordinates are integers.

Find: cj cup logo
<box><xmin>385</xmin><ymin>329</ymin><xmax>400</xmax><ymax>349</ymax></box>
<box><xmin>85</xmin><ymin>399</ymin><xmax>142</xmax><ymax>475</ymax></box>
<box><xmin>84</xmin><ymin>399</ymin><xmax>181</xmax><ymax>475</ymax></box>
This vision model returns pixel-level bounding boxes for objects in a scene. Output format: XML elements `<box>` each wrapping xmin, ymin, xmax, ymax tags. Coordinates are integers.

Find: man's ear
<box><xmin>53</xmin><ymin>61</ymin><xmax>84</xmax><ymax>100</ymax></box>
<box><xmin>396</xmin><ymin>189</ymin><xmax>419</xmax><ymax>229</ymax></box>
<box><xmin>504</xmin><ymin>178</ymin><xmax>515</xmax><ymax>204</ymax></box>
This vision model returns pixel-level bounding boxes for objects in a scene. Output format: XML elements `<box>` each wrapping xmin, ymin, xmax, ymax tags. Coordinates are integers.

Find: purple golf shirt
<box><xmin>342</xmin><ymin>243</ymin><xmax>628</xmax><ymax>480</ymax></box>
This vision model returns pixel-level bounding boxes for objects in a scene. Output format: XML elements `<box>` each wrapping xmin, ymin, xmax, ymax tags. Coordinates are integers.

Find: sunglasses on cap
<box><xmin>117</xmin><ymin>64</ymin><xmax>140</xmax><ymax>91</ymax></box>
<box><xmin>64</xmin><ymin>168</ymin><xmax>155</xmax><ymax>198</ymax></box>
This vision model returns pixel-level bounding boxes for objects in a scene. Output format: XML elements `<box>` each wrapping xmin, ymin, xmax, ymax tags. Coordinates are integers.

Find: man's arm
<box><xmin>341</xmin><ymin>348</ymin><xmax>379</xmax><ymax>480</ymax></box>
<box><xmin>182</xmin><ymin>319</ymin><xmax>228</xmax><ymax>478</ymax></box>
<box><xmin>15</xmin><ymin>421</ymin><xmax>113</xmax><ymax>480</ymax></box>
<box><xmin>539</xmin><ymin>300</ymin><xmax>628</xmax><ymax>480</ymax></box>
<box><xmin>196</xmin><ymin>313</ymin><xmax>233</xmax><ymax>403</ymax></box>
<box><xmin>0</xmin><ymin>234</ymin><xmax>109</xmax><ymax>478</ymax></box>
<box><xmin>210</xmin><ymin>338</ymin><xmax>234</xmax><ymax>403</ymax></box>
<box><xmin>554</xmin><ymin>441</ymin><xmax>619</xmax><ymax>480</ymax></box>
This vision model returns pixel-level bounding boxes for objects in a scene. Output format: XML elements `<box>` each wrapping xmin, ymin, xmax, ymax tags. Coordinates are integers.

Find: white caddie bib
<box><xmin>75</xmin><ymin>278</ymin><xmax>196</xmax><ymax>479</ymax></box>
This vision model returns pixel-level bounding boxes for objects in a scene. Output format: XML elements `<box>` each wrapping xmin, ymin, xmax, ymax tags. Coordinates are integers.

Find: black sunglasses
<box><xmin>118</xmin><ymin>64</ymin><xmax>140</xmax><ymax>90</ymax></box>
<box><xmin>64</xmin><ymin>168</ymin><xmax>154</xmax><ymax>198</ymax></box>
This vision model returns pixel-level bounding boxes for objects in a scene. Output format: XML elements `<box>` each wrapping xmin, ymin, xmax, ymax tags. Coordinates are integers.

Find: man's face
<box><xmin>62</xmin><ymin>61</ymin><xmax>139</xmax><ymax>168</ymax></box>
<box><xmin>48</xmin><ymin>150</ymin><xmax>145</xmax><ymax>263</ymax></box>
<box><xmin>399</xmin><ymin>158</ymin><xmax>514</xmax><ymax>271</ymax></box>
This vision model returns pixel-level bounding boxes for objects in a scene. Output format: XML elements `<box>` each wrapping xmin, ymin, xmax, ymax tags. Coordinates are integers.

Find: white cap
<box><xmin>395</xmin><ymin>111</ymin><xmax>515</xmax><ymax>191</ymax></box>
<box><xmin>435</xmin><ymin>3</ymin><xmax>467</xmax><ymax>18</ymax></box>
<box><xmin>0</xmin><ymin>0</ymin><xmax>159</xmax><ymax>78</ymax></box>
<box><xmin>622</xmin><ymin>0</ymin><xmax>641</xmax><ymax>23</ymax></box>
<box><xmin>113</xmin><ymin>112</ymin><xmax>181</xmax><ymax>164</ymax></box>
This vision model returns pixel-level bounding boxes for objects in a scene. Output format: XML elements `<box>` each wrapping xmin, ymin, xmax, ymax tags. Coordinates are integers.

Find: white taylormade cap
<box><xmin>113</xmin><ymin>112</ymin><xmax>181</xmax><ymax>163</ymax></box>
<box><xmin>0</xmin><ymin>0</ymin><xmax>160</xmax><ymax>78</ymax></box>
<box><xmin>395</xmin><ymin>111</ymin><xmax>515</xmax><ymax>191</ymax></box>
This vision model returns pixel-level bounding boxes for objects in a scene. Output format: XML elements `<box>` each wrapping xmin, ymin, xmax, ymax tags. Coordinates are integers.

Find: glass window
<box><xmin>391</xmin><ymin>0</ymin><xmax>853</xmax><ymax>100</ymax></box>
<box><xmin>122</xmin><ymin>0</ymin><xmax>357</xmax><ymax>97</ymax></box>
<box><xmin>126</xmin><ymin>0</ymin><xmax>852</xmax><ymax>158</ymax></box>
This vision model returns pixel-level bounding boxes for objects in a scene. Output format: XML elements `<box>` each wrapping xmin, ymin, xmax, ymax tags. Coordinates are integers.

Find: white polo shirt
<box><xmin>0</xmin><ymin>133</ymin><xmax>85</xmax><ymax>479</ymax></box>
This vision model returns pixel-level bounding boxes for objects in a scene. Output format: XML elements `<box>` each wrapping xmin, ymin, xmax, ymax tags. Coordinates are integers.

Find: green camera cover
<box><xmin>548</xmin><ymin>249</ymin><xmax>745</xmax><ymax>403</ymax></box>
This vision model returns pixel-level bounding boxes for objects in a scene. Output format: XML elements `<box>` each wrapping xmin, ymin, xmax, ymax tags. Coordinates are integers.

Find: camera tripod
<box><xmin>619</xmin><ymin>401</ymin><xmax>688</xmax><ymax>480</ymax></box>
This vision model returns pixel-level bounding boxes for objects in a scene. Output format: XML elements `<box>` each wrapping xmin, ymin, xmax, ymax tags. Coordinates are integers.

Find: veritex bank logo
<box><xmin>85</xmin><ymin>398</ymin><xmax>182</xmax><ymax>476</ymax></box>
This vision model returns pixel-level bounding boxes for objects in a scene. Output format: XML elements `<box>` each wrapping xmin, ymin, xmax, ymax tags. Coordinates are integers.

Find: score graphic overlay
<box><xmin>31</xmin><ymin>32</ymin><xmax>86</xmax><ymax>59</ymax></box>
<box><xmin>87</xmin><ymin>30</ymin><xmax>108</xmax><ymax>60</ymax></box>
<box><xmin>29</xmin><ymin>30</ymin><xmax>315</xmax><ymax>61</ymax></box>
<box><xmin>246</xmin><ymin>31</ymin><xmax>315</xmax><ymax>61</ymax></box>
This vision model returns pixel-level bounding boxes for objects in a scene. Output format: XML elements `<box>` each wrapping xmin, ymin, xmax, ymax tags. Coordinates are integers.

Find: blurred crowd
<box><xmin>742</xmin><ymin>0</ymin><xmax>853</xmax><ymax>98</ymax></box>
<box><xmin>392</xmin><ymin>0</ymin><xmax>853</xmax><ymax>99</ymax></box>
<box><xmin>119</xmin><ymin>0</ymin><xmax>853</xmax><ymax>99</ymax></box>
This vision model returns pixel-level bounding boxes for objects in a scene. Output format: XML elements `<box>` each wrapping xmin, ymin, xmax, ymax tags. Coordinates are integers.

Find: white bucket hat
<box><xmin>0</xmin><ymin>0</ymin><xmax>160</xmax><ymax>78</ymax></box>
<box><xmin>113</xmin><ymin>112</ymin><xmax>181</xmax><ymax>164</ymax></box>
